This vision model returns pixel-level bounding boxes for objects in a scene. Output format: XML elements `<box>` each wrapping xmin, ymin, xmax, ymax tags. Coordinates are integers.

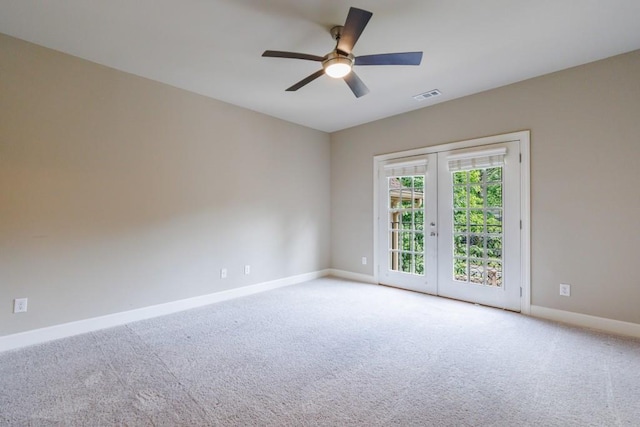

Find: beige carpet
<box><xmin>1</xmin><ymin>277</ymin><xmax>639</xmax><ymax>426</ymax></box>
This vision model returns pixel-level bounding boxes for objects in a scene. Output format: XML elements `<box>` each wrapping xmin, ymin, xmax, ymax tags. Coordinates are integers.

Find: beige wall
<box><xmin>331</xmin><ymin>50</ymin><xmax>640</xmax><ymax>324</ymax></box>
<box><xmin>2</xmin><ymin>30</ymin><xmax>639</xmax><ymax>338</ymax></box>
<box><xmin>0</xmin><ymin>34</ymin><xmax>331</xmax><ymax>336</ymax></box>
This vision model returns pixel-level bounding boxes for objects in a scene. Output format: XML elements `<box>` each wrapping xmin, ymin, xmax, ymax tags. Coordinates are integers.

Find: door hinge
<box><xmin>520</xmin><ymin>220</ymin><xmax>522</xmax><ymax>230</ymax></box>
<box><xmin>519</xmin><ymin>153</ymin><xmax>522</xmax><ymax>163</ymax></box>
<box><xmin>520</xmin><ymin>287</ymin><xmax>522</xmax><ymax>297</ymax></box>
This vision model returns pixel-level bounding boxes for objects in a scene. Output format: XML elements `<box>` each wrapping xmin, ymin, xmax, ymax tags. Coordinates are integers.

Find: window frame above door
<box><xmin>372</xmin><ymin>130</ymin><xmax>531</xmax><ymax>314</ymax></box>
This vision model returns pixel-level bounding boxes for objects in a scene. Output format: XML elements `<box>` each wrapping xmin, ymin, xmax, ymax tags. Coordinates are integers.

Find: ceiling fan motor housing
<box><xmin>323</xmin><ymin>51</ymin><xmax>354</xmax><ymax>78</ymax></box>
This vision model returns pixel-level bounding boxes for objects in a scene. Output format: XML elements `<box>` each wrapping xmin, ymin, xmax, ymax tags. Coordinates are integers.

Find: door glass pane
<box><xmin>469</xmin><ymin>235</ymin><xmax>485</xmax><ymax>258</ymax></box>
<box><xmin>453</xmin><ymin>171</ymin><xmax>467</xmax><ymax>185</ymax></box>
<box><xmin>469</xmin><ymin>210</ymin><xmax>485</xmax><ymax>233</ymax></box>
<box><xmin>414</xmin><ymin>232</ymin><xmax>424</xmax><ymax>253</ymax></box>
<box><xmin>389</xmin><ymin>214</ymin><xmax>399</xmax><ymax>231</ymax></box>
<box><xmin>487</xmin><ymin>261</ymin><xmax>503</xmax><ymax>287</ymax></box>
<box><xmin>401</xmin><ymin>232</ymin><xmax>413</xmax><ymax>251</ymax></box>
<box><xmin>486</xmin><ymin>210</ymin><xmax>502</xmax><ymax>234</ymax></box>
<box><xmin>454</xmin><ymin>258</ymin><xmax>468</xmax><ymax>281</ymax></box>
<box><xmin>487</xmin><ymin>184</ymin><xmax>503</xmax><ymax>207</ymax></box>
<box><xmin>453</xmin><ymin>210</ymin><xmax>468</xmax><ymax>232</ymax></box>
<box><xmin>454</xmin><ymin>234</ymin><xmax>468</xmax><ymax>257</ymax></box>
<box><xmin>390</xmin><ymin>251</ymin><xmax>399</xmax><ymax>271</ymax></box>
<box><xmin>414</xmin><ymin>210</ymin><xmax>424</xmax><ymax>231</ymax></box>
<box><xmin>453</xmin><ymin>185</ymin><xmax>467</xmax><ymax>208</ymax></box>
<box><xmin>387</xmin><ymin>175</ymin><xmax>425</xmax><ymax>276</ymax></box>
<box><xmin>469</xmin><ymin>259</ymin><xmax>484</xmax><ymax>284</ymax></box>
<box><xmin>469</xmin><ymin>169</ymin><xmax>483</xmax><ymax>183</ymax></box>
<box><xmin>451</xmin><ymin>166</ymin><xmax>504</xmax><ymax>287</ymax></box>
<box><xmin>414</xmin><ymin>176</ymin><xmax>424</xmax><ymax>190</ymax></box>
<box><xmin>402</xmin><ymin>211</ymin><xmax>413</xmax><ymax>229</ymax></box>
<box><xmin>388</xmin><ymin>231</ymin><xmax>397</xmax><ymax>249</ymax></box>
<box><xmin>469</xmin><ymin>185</ymin><xmax>483</xmax><ymax>207</ymax></box>
<box><xmin>401</xmin><ymin>252</ymin><xmax>413</xmax><ymax>273</ymax></box>
<box><xmin>487</xmin><ymin>236</ymin><xmax>502</xmax><ymax>260</ymax></box>
<box><xmin>486</xmin><ymin>167</ymin><xmax>502</xmax><ymax>182</ymax></box>
<box><xmin>415</xmin><ymin>254</ymin><xmax>425</xmax><ymax>275</ymax></box>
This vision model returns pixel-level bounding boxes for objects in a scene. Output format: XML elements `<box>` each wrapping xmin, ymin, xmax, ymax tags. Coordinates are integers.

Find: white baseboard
<box><xmin>0</xmin><ymin>269</ymin><xmax>331</xmax><ymax>353</ymax></box>
<box><xmin>327</xmin><ymin>269</ymin><xmax>377</xmax><ymax>284</ymax></box>
<box><xmin>530</xmin><ymin>305</ymin><xmax>640</xmax><ymax>339</ymax></box>
<box><xmin>11</xmin><ymin>273</ymin><xmax>634</xmax><ymax>353</ymax></box>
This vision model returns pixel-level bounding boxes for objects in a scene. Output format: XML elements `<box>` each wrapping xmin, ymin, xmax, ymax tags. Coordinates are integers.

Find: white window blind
<box><xmin>447</xmin><ymin>147</ymin><xmax>507</xmax><ymax>172</ymax></box>
<box><xmin>383</xmin><ymin>157</ymin><xmax>428</xmax><ymax>177</ymax></box>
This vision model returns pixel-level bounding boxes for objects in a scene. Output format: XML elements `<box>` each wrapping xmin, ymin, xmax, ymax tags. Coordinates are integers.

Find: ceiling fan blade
<box><xmin>355</xmin><ymin>52</ymin><xmax>423</xmax><ymax>66</ymax></box>
<box><xmin>337</xmin><ymin>7</ymin><xmax>373</xmax><ymax>54</ymax></box>
<box><xmin>262</xmin><ymin>50</ymin><xmax>325</xmax><ymax>62</ymax></box>
<box><xmin>343</xmin><ymin>71</ymin><xmax>370</xmax><ymax>98</ymax></box>
<box><xmin>286</xmin><ymin>69</ymin><xmax>326</xmax><ymax>92</ymax></box>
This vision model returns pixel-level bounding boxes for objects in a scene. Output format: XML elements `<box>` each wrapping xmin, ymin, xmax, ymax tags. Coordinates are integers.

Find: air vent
<box><xmin>413</xmin><ymin>89</ymin><xmax>442</xmax><ymax>101</ymax></box>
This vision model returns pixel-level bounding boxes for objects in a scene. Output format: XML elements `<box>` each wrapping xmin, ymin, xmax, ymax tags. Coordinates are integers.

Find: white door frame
<box><xmin>372</xmin><ymin>130</ymin><xmax>531</xmax><ymax>314</ymax></box>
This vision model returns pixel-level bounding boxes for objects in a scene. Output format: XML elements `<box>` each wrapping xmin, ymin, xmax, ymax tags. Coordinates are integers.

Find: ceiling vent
<box><xmin>413</xmin><ymin>89</ymin><xmax>442</xmax><ymax>101</ymax></box>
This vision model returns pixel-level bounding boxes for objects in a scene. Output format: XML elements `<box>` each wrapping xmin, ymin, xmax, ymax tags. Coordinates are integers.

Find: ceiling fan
<box><xmin>262</xmin><ymin>7</ymin><xmax>423</xmax><ymax>98</ymax></box>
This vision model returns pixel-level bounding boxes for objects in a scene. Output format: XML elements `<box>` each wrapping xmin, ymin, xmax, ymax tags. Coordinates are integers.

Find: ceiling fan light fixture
<box><xmin>262</xmin><ymin>7</ymin><xmax>422</xmax><ymax>97</ymax></box>
<box><xmin>323</xmin><ymin>52</ymin><xmax>353</xmax><ymax>78</ymax></box>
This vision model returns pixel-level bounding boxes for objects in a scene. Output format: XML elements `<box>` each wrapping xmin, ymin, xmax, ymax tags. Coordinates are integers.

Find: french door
<box><xmin>377</xmin><ymin>141</ymin><xmax>522</xmax><ymax>311</ymax></box>
<box><xmin>377</xmin><ymin>155</ymin><xmax>438</xmax><ymax>294</ymax></box>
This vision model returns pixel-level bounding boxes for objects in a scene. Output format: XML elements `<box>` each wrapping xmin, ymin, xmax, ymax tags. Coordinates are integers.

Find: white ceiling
<box><xmin>1</xmin><ymin>0</ymin><xmax>639</xmax><ymax>132</ymax></box>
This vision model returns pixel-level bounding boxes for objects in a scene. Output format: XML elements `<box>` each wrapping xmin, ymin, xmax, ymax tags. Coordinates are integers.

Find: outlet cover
<box><xmin>244</xmin><ymin>265</ymin><xmax>251</xmax><ymax>275</ymax></box>
<box><xmin>559</xmin><ymin>283</ymin><xmax>571</xmax><ymax>297</ymax></box>
<box><xmin>220</xmin><ymin>268</ymin><xmax>227</xmax><ymax>279</ymax></box>
<box><xmin>14</xmin><ymin>298</ymin><xmax>28</xmax><ymax>313</ymax></box>
<box><xmin>361</xmin><ymin>257</ymin><xmax>367</xmax><ymax>265</ymax></box>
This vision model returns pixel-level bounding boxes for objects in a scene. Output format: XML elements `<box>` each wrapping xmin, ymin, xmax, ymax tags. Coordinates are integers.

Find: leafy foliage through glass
<box><xmin>452</xmin><ymin>167</ymin><xmax>503</xmax><ymax>287</ymax></box>
<box><xmin>388</xmin><ymin>175</ymin><xmax>425</xmax><ymax>276</ymax></box>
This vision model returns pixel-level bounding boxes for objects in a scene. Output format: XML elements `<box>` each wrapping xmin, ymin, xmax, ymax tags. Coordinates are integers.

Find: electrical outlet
<box><xmin>361</xmin><ymin>257</ymin><xmax>367</xmax><ymax>265</ymax></box>
<box><xmin>244</xmin><ymin>265</ymin><xmax>251</xmax><ymax>275</ymax></box>
<box><xmin>559</xmin><ymin>283</ymin><xmax>571</xmax><ymax>297</ymax></box>
<box><xmin>220</xmin><ymin>268</ymin><xmax>227</xmax><ymax>279</ymax></box>
<box><xmin>14</xmin><ymin>298</ymin><xmax>28</xmax><ymax>313</ymax></box>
